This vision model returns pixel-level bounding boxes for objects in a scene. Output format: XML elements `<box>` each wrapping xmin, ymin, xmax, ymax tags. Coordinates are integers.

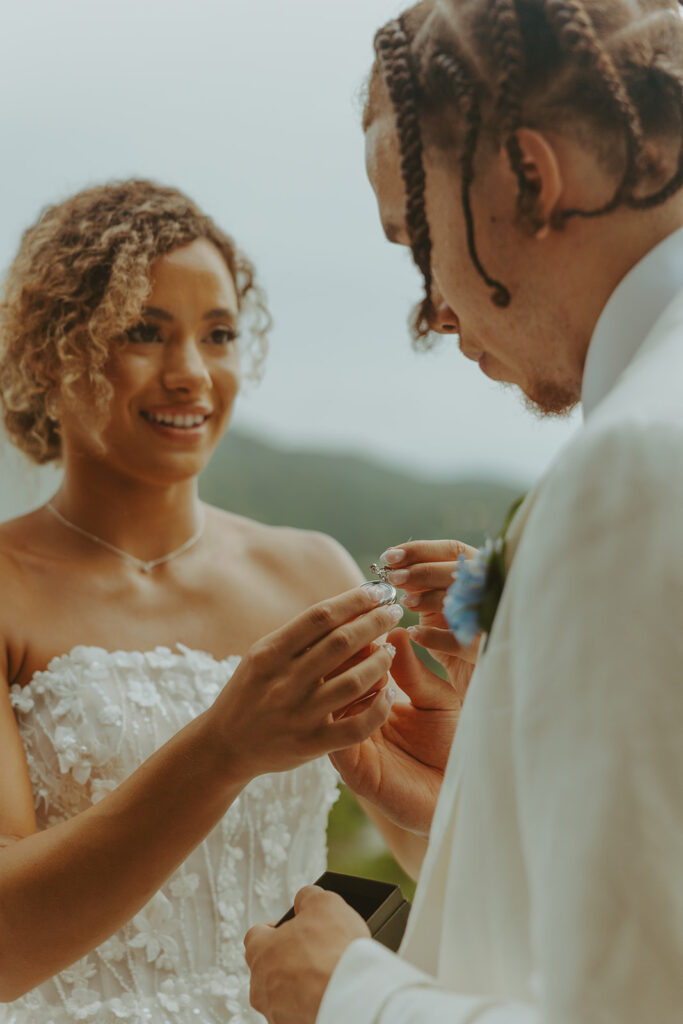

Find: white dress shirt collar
<box><xmin>581</xmin><ymin>224</ymin><xmax>683</xmax><ymax>419</ymax></box>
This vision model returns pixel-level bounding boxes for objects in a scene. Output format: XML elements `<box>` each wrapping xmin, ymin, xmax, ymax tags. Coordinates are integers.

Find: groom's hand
<box><xmin>245</xmin><ymin>886</ymin><xmax>369</xmax><ymax>1024</ymax></box>
<box><xmin>330</xmin><ymin>629</ymin><xmax>462</xmax><ymax>834</ymax></box>
<box><xmin>383</xmin><ymin>539</ymin><xmax>480</xmax><ymax>686</ymax></box>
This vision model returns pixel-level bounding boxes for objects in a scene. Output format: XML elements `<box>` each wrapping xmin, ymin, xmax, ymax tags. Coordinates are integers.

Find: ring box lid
<box><xmin>275</xmin><ymin>871</ymin><xmax>411</xmax><ymax>952</ymax></box>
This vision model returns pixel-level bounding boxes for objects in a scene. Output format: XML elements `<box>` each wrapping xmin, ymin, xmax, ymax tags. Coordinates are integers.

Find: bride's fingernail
<box><xmin>385</xmin><ymin>604</ymin><xmax>404</xmax><ymax>623</ymax></box>
<box><xmin>402</xmin><ymin>593</ymin><xmax>420</xmax><ymax>609</ymax></box>
<box><xmin>387</xmin><ymin>685</ymin><xmax>397</xmax><ymax>704</ymax></box>
<box><xmin>384</xmin><ymin>643</ymin><xmax>397</xmax><ymax>660</ymax></box>
<box><xmin>407</xmin><ymin>626</ymin><xmax>420</xmax><ymax>639</ymax></box>
<box><xmin>381</xmin><ymin>548</ymin><xmax>406</xmax><ymax>566</ymax></box>
<box><xmin>363</xmin><ymin>584</ymin><xmax>386</xmax><ymax>603</ymax></box>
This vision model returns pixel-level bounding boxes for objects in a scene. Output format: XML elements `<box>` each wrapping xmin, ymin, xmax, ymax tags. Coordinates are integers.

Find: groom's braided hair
<box><xmin>366</xmin><ymin>0</ymin><xmax>683</xmax><ymax>345</ymax></box>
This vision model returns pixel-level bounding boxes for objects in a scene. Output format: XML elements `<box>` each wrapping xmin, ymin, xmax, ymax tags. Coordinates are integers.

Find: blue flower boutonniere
<box><xmin>443</xmin><ymin>495</ymin><xmax>525</xmax><ymax>648</ymax></box>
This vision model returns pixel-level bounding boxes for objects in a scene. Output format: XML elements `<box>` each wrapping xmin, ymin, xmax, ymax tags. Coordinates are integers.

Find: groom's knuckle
<box><xmin>249</xmin><ymin>639</ymin><xmax>276</xmax><ymax>671</ymax></box>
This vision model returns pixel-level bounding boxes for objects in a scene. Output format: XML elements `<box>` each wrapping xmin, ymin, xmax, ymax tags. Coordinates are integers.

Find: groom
<box><xmin>245</xmin><ymin>0</ymin><xmax>683</xmax><ymax>1020</ymax></box>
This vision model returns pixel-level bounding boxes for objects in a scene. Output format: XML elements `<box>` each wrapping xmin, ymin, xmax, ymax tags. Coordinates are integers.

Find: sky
<box><xmin>0</xmin><ymin>0</ymin><xmax>580</xmax><ymax>500</ymax></box>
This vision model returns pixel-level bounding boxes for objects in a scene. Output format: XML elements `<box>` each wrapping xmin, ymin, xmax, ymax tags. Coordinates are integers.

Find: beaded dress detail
<box><xmin>5</xmin><ymin>645</ymin><xmax>340</xmax><ymax>1024</ymax></box>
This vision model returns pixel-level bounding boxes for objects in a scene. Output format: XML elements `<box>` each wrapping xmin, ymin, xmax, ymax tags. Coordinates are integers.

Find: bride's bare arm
<box><xmin>0</xmin><ymin>585</ymin><xmax>399</xmax><ymax>1001</ymax></box>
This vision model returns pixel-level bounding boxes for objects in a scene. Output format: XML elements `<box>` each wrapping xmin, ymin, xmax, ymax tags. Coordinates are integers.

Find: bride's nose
<box><xmin>161</xmin><ymin>337</ymin><xmax>210</xmax><ymax>392</ymax></box>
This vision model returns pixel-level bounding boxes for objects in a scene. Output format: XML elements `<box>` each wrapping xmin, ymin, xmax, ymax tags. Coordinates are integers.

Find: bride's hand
<box><xmin>330</xmin><ymin>629</ymin><xmax>462</xmax><ymax>835</ymax></box>
<box><xmin>384</xmin><ymin>539</ymin><xmax>481</xmax><ymax>685</ymax></box>
<box><xmin>208</xmin><ymin>586</ymin><xmax>403</xmax><ymax>781</ymax></box>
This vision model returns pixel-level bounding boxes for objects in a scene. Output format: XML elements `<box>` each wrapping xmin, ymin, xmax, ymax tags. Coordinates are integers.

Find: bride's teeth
<box><xmin>146</xmin><ymin>412</ymin><xmax>206</xmax><ymax>428</ymax></box>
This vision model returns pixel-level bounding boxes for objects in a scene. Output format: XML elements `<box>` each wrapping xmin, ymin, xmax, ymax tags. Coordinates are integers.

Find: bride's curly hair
<box><xmin>0</xmin><ymin>179</ymin><xmax>271</xmax><ymax>464</ymax></box>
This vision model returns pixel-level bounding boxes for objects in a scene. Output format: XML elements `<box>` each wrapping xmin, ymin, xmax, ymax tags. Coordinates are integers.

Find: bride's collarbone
<box><xmin>4</xmin><ymin>557</ymin><xmax>317</xmax><ymax>688</ymax></box>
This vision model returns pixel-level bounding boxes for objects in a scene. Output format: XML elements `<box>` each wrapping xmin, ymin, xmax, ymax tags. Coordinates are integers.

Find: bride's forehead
<box><xmin>148</xmin><ymin>240</ymin><xmax>238</xmax><ymax>306</ymax></box>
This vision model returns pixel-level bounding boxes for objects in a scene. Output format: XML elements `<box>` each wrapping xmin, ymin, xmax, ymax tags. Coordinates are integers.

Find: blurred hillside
<box><xmin>200</xmin><ymin>430</ymin><xmax>524</xmax><ymax>900</ymax></box>
<box><xmin>199</xmin><ymin>430</ymin><xmax>522</xmax><ymax>562</ymax></box>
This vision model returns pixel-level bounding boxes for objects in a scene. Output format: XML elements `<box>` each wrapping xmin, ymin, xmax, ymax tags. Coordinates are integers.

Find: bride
<box><xmin>0</xmin><ymin>179</ymin><xmax>406</xmax><ymax>1023</ymax></box>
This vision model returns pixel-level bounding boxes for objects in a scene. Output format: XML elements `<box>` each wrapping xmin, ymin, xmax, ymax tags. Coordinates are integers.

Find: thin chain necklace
<box><xmin>46</xmin><ymin>502</ymin><xmax>205</xmax><ymax>574</ymax></box>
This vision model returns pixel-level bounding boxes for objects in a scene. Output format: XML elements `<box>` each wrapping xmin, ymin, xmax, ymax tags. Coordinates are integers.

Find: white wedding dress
<box><xmin>4</xmin><ymin>644</ymin><xmax>340</xmax><ymax>1024</ymax></box>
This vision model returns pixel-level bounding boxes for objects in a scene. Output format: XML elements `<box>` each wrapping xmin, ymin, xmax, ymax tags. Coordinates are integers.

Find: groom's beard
<box><xmin>498</xmin><ymin>376</ymin><xmax>580</xmax><ymax>418</ymax></box>
<box><xmin>523</xmin><ymin>383</ymin><xmax>580</xmax><ymax>418</ymax></box>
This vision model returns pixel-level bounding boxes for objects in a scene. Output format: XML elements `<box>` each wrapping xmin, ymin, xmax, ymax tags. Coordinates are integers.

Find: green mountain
<box><xmin>199</xmin><ymin>431</ymin><xmax>524</xmax><ymax>569</ymax></box>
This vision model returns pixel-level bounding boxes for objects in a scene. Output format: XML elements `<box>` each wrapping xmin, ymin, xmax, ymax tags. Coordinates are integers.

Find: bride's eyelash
<box><xmin>125</xmin><ymin>323</ymin><xmax>239</xmax><ymax>346</ymax></box>
<box><xmin>207</xmin><ymin>327</ymin><xmax>239</xmax><ymax>346</ymax></box>
<box><xmin>126</xmin><ymin>322</ymin><xmax>161</xmax><ymax>344</ymax></box>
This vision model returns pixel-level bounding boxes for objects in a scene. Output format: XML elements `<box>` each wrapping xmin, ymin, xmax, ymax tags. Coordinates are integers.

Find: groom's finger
<box><xmin>244</xmin><ymin>923</ymin><xmax>276</xmax><ymax>965</ymax></box>
<box><xmin>293</xmin><ymin>885</ymin><xmax>325</xmax><ymax>913</ymax></box>
<box><xmin>388</xmin><ymin>561</ymin><xmax>459</xmax><ymax>592</ymax></box>
<box><xmin>402</xmin><ymin>589</ymin><xmax>449</xmax><ymax>613</ymax></box>
<box><xmin>408</xmin><ymin>624</ymin><xmax>479</xmax><ymax>663</ymax></box>
<box><xmin>382</xmin><ymin>539</ymin><xmax>475</xmax><ymax>567</ymax></box>
<box><xmin>388</xmin><ymin>630</ymin><xmax>456</xmax><ymax>707</ymax></box>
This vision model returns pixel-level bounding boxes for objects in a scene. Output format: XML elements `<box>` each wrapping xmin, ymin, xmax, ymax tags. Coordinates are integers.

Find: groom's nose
<box><xmin>429</xmin><ymin>286</ymin><xmax>460</xmax><ymax>335</ymax></box>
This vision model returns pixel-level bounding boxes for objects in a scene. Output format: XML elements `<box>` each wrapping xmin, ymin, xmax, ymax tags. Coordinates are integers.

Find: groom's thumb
<box><xmin>387</xmin><ymin>628</ymin><xmax>441</xmax><ymax>707</ymax></box>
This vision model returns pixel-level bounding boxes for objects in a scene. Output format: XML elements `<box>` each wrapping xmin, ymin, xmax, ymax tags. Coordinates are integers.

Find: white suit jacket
<box><xmin>318</xmin><ymin>282</ymin><xmax>683</xmax><ymax>1023</ymax></box>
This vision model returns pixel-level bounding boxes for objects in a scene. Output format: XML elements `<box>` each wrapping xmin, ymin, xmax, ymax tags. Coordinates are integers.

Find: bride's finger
<box><xmin>263</xmin><ymin>585</ymin><xmax>388</xmax><ymax>662</ymax></box>
<box><xmin>319</xmin><ymin>643</ymin><xmax>396</xmax><ymax>715</ymax></box>
<box><xmin>326</xmin><ymin>685</ymin><xmax>395</xmax><ymax>751</ymax></box>
<box><xmin>323</xmin><ymin>644</ymin><xmax>377</xmax><ymax>682</ymax></box>
<box><xmin>407</xmin><ymin>624</ymin><xmax>480</xmax><ymax>664</ymax></box>
<box><xmin>301</xmin><ymin>603</ymin><xmax>403</xmax><ymax>681</ymax></box>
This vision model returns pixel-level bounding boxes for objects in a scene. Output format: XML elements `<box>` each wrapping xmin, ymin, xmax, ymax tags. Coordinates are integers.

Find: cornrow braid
<box><xmin>541</xmin><ymin>0</ymin><xmax>655</xmax><ymax>221</ymax></box>
<box><xmin>375</xmin><ymin>18</ymin><xmax>435</xmax><ymax>342</ymax></box>
<box><xmin>487</xmin><ymin>0</ymin><xmax>544</xmax><ymax>232</ymax></box>
<box><xmin>629</xmin><ymin>59</ymin><xmax>683</xmax><ymax>210</ymax></box>
<box><xmin>431</xmin><ymin>51</ymin><xmax>511</xmax><ymax>306</ymax></box>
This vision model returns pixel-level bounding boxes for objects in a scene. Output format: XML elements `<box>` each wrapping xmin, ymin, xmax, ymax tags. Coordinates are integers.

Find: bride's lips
<box><xmin>139</xmin><ymin>405</ymin><xmax>213</xmax><ymax>442</ymax></box>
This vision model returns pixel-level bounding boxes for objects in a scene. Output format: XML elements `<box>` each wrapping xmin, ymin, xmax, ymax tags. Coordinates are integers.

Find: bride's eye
<box><xmin>206</xmin><ymin>326</ymin><xmax>239</xmax><ymax>346</ymax></box>
<box><xmin>126</xmin><ymin>322</ymin><xmax>162</xmax><ymax>344</ymax></box>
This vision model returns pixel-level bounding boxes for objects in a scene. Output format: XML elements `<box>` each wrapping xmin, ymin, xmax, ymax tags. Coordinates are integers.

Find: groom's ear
<box><xmin>500</xmin><ymin>128</ymin><xmax>564</xmax><ymax>238</ymax></box>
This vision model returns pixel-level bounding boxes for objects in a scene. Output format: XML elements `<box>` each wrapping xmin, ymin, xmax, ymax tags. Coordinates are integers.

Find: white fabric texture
<box><xmin>319</xmin><ymin>278</ymin><xmax>683</xmax><ymax>1021</ymax></box>
<box><xmin>5</xmin><ymin>645</ymin><xmax>340</xmax><ymax>1024</ymax></box>
<box><xmin>581</xmin><ymin>223</ymin><xmax>683</xmax><ymax>418</ymax></box>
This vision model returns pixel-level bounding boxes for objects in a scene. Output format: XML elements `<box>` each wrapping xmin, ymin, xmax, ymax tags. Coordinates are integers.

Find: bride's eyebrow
<box><xmin>141</xmin><ymin>306</ymin><xmax>173</xmax><ymax>321</ymax></box>
<box><xmin>202</xmin><ymin>308</ymin><xmax>238</xmax><ymax>322</ymax></box>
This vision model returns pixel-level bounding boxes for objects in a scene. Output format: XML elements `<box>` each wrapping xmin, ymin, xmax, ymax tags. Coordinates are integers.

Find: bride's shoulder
<box><xmin>0</xmin><ymin>511</ymin><xmax>42</xmax><ymax>576</ymax></box>
<box><xmin>207</xmin><ymin>506</ymin><xmax>363</xmax><ymax>600</ymax></box>
<box><xmin>0</xmin><ymin>516</ymin><xmax>37</xmax><ymax>667</ymax></box>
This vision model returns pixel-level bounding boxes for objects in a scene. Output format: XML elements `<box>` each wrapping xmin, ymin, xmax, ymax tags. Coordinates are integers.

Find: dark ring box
<box><xmin>275</xmin><ymin>871</ymin><xmax>411</xmax><ymax>953</ymax></box>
